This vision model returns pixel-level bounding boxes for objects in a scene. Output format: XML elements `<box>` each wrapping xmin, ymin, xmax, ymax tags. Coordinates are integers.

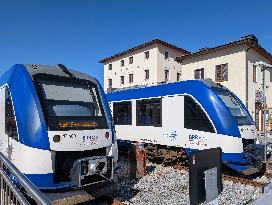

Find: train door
<box><xmin>5</xmin><ymin>88</ymin><xmax>19</xmax><ymax>161</ymax></box>
<box><xmin>0</xmin><ymin>86</ymin><xmax>18</xmax><ymax>160</ymax></box>
<box><xmin>0</xmin><ymin>86</ymin><xmax>8</xmax><ymax>157</ymax></box>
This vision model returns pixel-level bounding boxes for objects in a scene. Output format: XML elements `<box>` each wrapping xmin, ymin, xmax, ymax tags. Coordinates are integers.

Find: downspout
<box><xmin>246</xmin><ymin>42</ymin><xmax>256</xmax><ymax>109</ymax></box>
<box><xmin>245</xmin><ymin>51</ymin><xmax>249</xmax><ymax>108</ymax></box>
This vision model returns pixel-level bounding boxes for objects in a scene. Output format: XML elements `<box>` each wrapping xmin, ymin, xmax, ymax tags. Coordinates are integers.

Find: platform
<box><xmin>249</xmin><ymin>190</ymin><xmax>272</xmax><ymax>205</ymax></box>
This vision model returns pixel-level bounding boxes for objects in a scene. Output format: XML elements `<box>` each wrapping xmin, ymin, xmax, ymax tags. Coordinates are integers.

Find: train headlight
<box><xmin>89</xmin><ymin>163</ymin><xmax>96</xmax><ymax>174</ymax></box>
<box><xmin>105</xmin><ymin>132</ymin><xmax>109</xmax><ymax>139</ymax></box>
<box><xmin>53</xmin><ymin>135</ymin><xmax>61</xmax><ymax>143</ymax></box>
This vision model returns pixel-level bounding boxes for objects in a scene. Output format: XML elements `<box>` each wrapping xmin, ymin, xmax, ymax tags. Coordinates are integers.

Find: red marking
<box><xmin>105</xmin><ymin>132</ymin><xmax>110</xmax><ymax>139</ymax></box>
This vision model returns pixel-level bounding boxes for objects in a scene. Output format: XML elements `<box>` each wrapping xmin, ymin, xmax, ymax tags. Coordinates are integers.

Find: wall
<box><xmin>247</xmin><ymin>49</ymin><xmax>272</xmax><ymax>129</ymax></box>
<box><xmin>103</xmin><ymin>44</ymin><xmax>158</xmax><ymax>92</ymax></box>
<box><xmin>182</xmin><ymin>46</ymin><xmax>247</xmax><ymax>104</ymax></box>
<box><xmin>157</xmin><ymin>45</ymin><xmax>184</xmax><ymax>83</ymax></box>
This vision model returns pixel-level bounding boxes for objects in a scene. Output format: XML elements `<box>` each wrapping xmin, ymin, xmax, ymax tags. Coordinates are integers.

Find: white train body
<box><xmin>0</xmin><ymin>64</ymin><xmax>118</xmax><ymax>190</ymax></box>
<box><xmin>107</xmin><ymin>80</ymin><xmax>262</xmax><ymax>174</ymax></box>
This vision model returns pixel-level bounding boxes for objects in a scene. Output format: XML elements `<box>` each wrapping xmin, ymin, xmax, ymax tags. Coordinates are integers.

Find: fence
<box><xmin>0</xmin><ymin>152</ymin><xmax>52</xmax><ymax>205</ymax></box>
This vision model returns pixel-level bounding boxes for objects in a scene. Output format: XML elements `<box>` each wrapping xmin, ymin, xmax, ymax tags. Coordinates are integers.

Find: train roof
<box><xmin>106</xmin><ymin>79</ymin><xmax>220</xmax><ymax>101</ymax></box>
<box><xmin>0</xmin><ymin>64</ymin><xmax>98</xmax><ymax>87</ymax></box>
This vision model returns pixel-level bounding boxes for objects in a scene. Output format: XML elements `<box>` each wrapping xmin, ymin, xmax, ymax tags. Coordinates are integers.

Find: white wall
<box><xmin>157</xmin><ymin>45</ymin><xmax>183</xmax><ymax>83</ymax></box>
<box><xmin>103</xmin><ymin>44</ymin><xmax>158</xmax><ymax>91</ymax></box>
<box><xmin>103</xmin><ymin>43</ymin><xmax>186</xmax><ymax>92</ymax></box>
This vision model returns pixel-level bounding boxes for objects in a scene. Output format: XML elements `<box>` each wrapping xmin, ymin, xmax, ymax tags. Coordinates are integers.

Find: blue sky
<box><xmin>0</xmin><ymin>0</ymin><xmax>271</xmax><ymax>86</ymax></box>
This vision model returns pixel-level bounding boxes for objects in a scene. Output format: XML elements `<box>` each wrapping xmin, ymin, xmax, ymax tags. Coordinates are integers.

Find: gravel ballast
<box><xmin>111</xmin><ymin>156</ymin><xmax>263</xmax><ymax>205</ymax></box>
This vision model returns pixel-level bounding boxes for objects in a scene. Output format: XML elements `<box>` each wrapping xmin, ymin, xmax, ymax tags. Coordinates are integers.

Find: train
<box><xmin>106</xmin><ymin>79</ymin><xmax>264</xmax><ymax>175</ymax></box>
<box><xmin>0</xmin><ymin>64</ymin><xmax>118</xmax><ymax>191</ymax></box>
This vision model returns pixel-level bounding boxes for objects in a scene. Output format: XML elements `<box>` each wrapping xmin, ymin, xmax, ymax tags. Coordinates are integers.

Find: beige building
<box><xmin>176</xmin><ymin>35</ymin><xmax>272</xmax><ymax>130</ymax></box>
<box><xmin>100</xmin><ymin>35</ymin><xmax>272</xmax><ymax>130</ymax></box>
<box><xmin>99</xmin><ymin>39</ymin><xmax>189</xmax><ymax>92</ymax></box>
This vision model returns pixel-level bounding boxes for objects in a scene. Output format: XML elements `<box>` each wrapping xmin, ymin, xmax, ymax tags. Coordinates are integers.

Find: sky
<box><xmin>0</xmin><ymin>0</ymin><xmax>271</xmax><ymax>87</ymax></box>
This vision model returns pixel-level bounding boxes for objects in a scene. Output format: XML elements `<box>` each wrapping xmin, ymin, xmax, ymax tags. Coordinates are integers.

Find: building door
<box><xmin>255</xmin><ymin>102</ymin><xmax>262</xmax><ymax>131</ymax></box>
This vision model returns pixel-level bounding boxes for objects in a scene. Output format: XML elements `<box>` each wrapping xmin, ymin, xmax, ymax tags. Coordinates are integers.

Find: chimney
<box><xmin>198</xmin><ymin>47</ymin><xmax>210</xmax><ymax>52</ymax></box>
<box><xmin>240</xmin><ymin>34</ymin><xmax>258</xmax><ymax>44</ymax></box>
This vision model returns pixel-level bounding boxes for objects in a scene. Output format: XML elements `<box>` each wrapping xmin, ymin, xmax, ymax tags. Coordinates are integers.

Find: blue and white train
<box><xmin>0</xmin><ymin>64</ymin><xmax>118</xmax><ymax>190</ymax></box>
<box><xmin>107</xmin><ymin>79</ymin><xmax>263</xmax><ymax>175</ymax></box>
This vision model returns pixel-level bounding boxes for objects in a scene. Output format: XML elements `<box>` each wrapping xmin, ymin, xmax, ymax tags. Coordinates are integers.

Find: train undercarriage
<box><xmin>144</xmin><ymin>144</ymin><xmax>189</xmax><ymax>165</ymax></box>
<box><xmin>118</xmin><ymin>140</ymin><xmax>267</xmax><ymax>175</ymax></box>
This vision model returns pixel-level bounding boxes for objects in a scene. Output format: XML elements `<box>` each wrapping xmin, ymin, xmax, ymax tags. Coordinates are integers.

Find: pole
<box><xmin>263</xmin><ymin>65</ymin><xmax>267</xmax><ymax>164</ymax></box>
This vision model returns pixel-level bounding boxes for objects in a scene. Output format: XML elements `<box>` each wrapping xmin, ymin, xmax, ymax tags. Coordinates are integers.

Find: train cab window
<box><xmin>136</xmin><ymin>98</ymin><xmax>161</xmax><ymax>126</ymax></box>
<box><xmin>5</xmin><ymin>89</ymin><xmax>18</xmax><ymax>141</ymax></box>
<box><xmin>184</xmin><ymin>96</ymin><xmax>215</xmax><ymax>133</ymax></box>
<box><xmin>113</xmin><ymin>101</ymin><xmax>132</xmax><ymax>125</ymax></box>
<box><xmin>34</xmin><ymin>75</ymin><xmax>108</xmax><ymax>131</ymax></box>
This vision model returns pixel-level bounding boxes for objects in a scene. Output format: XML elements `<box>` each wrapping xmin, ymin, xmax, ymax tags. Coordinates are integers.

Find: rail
<box><xmin>0</xmin><ymin>152</ymin><xmax>52</xmax><ymax>205</ymax></box>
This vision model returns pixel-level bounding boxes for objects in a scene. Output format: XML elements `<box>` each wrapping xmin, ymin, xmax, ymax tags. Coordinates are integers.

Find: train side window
<box><xmin>113</xmin><ymin>101</ymin><xmax>132</xmax><ymax>125</ymax></box>
<box><xmin>136</xmin><ymin>98</ymin><xmax>161</xmax><ymax>127</ymax></box>
<box><xmin>184</xmin><ymin>96</ymin><xmax>215</xmax><ymax>133</ymax></box>
<box><xmin>5</xmin><ymin>89</ymin><xmax>18</xmax><ymax>141</ymax></box>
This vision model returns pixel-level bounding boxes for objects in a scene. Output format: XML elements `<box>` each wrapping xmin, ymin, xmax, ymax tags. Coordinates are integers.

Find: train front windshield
<box><xmin>35</xmin><ymin>76</ymin><xmax>108</xmax><ymax>130</ymax></box>
<box><xmin>211</xmin><ymin>86</ymin><xmax>252</xmax><ymax>126</ymax></box>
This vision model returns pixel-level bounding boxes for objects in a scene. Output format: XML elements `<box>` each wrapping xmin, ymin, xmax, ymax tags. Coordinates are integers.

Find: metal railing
<box><xmin>0</xmin><ymin>152</ymin><xmax>52</xmax><ymax>205</ymax></box>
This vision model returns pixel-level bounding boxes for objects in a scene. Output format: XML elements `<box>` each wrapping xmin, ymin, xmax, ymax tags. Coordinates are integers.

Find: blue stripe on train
<box><xmin>185</xmin><ymin>148</ymin><xmax>246</xmax><ymax>162</ymax></box>
<box><xmin>185</xmin><ymin>147</ymin><xmax>256</xmax><ymax>172</ymax></box>
<box><xmin>11</xmin><ymin>65</ymin><xmax>50</xmax><ymax>150</ymax></box>
<box><xmin>25</xmin><ymin>173</ymin><xmax>76</xmax><ymax>189</ymax></box>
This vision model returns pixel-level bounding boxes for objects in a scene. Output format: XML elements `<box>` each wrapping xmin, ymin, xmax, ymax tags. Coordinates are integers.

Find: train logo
<box><xmin>82</xmin><ymin>135</ymin><xmax>99</xmax><ymax>145</ymax></box>
<box><xmin>188</xmin><ymin>134</ymin><xmax>207</xmax><ymax>146</ymax></box>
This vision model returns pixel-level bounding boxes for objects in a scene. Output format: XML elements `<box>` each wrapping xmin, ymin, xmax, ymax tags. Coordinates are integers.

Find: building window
<box><xmin>194</xmin><ymin>68</ymin><xmax>204</xmax><ymax>79</ymax></box>
<box><xmin>253</xmin><ymin>65</ymin><xmax>257</xmax><ymax>82</ymax></box>
<box><xmin>215</xmin><ymin>63</ymin><xmax>228</xmax><ymax>82</ymax></box>
<box><xmin>129</xmin><ymin>74</ymin><xmax>133</xmax><ymax>84</ymax></box>
<box><xmin>177</xmin><ymin>72</ymin><xmax>181</xmax><ymax>81</ymax></box>
<box><xmin>113</xmin><ymin>101</ymin><xmax>132</xmax><ymax>125</ymax></box>
<box><xmin>145</xmin><ymin>51</ymin><xmax>149</xmax><ymax>59</ymax></box>
<box><xmin>121</xmin><ymin>60</ymin><xmax>125</xmax><ymax>67</ymax></box>
<box><xmin>165</xmin><ymin>70</ymin><xmax>169</xmax><ymax>81</ymax></box>
<box><xmin>184</xmin><ymin>95</ymin><xmax>215</xmax><ymax>133</ymax></box>
<box><xmin>120</xmin><ymin>76</ymin><xmax>124</xmax><ymax>84</ymax></box>
<box><xmin>108</xmin><ymin>79</ymin><xmax>112</xmax><ymax>88</ymax></box>
<box><xmin>165</xmin><ymin>52</ymin><xmax>169</xmax><ymax>59</ymax></box>
<box><xmin>5</xmin><ymin>88</ymin><xmax>18</xmax><ymax>141</ymax></box>
<box><xmin>145</xmin><ymin>70</ymin><xmax>149</xmax><ymax>80</ymax></box>
<box><xmin>129</xmin><ymin>56</ymin><xmax>133</xmax><ymax>64</ymax></box>
<box><xmin>136</xmin><ymin>98</ymin><xmax>161</xmax><ymax>126</ymax></box>
<box><xmin>108</xmin><ymin>64</ymin><xmax>112</xmax><ymax>70</ymax></box>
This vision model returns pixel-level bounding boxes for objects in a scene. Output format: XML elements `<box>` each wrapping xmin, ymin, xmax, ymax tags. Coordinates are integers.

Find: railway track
<box><xmin>170</xmin><ymin>164</ymin><xmax>265</xmax><ymax>188</ymax></box>
<box><xmin>86</xmin><ymin>196</ymin><xmax>124</xmax><ymax>205</ymax></box>
<box><xmin>103</xmin><ymin>196</ymin><xmax>125</xmax><ymax>205</ymax></box>
<box><xmin>45</xmin><ymin>191</ymin><xmax>124</xmax><ymax>205</ymax></box>
<box><xmin>58</xmin><ymin>196</ymin><xmax>124</xmax><ymax>205</ymax></box>
<box><xmin>222</xmin><ymin>174</ymin><xmax>264</xmax><ymax>188</ymax></box>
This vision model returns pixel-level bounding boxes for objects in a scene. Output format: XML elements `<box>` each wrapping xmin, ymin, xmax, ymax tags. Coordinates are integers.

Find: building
<box><xmin>100</xmin><ymin>35</ymin><xmax>272</xmax><ymax>130</ymax></box>
<box><xmin>99</xmin><ymin>39</ymin><xmax>189</xmax><ymax>92</ymax></box>
<box><xmin>176</xmin><ymin>35</ymin><xmax>272</xmax><ymax>131</ymax></box>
